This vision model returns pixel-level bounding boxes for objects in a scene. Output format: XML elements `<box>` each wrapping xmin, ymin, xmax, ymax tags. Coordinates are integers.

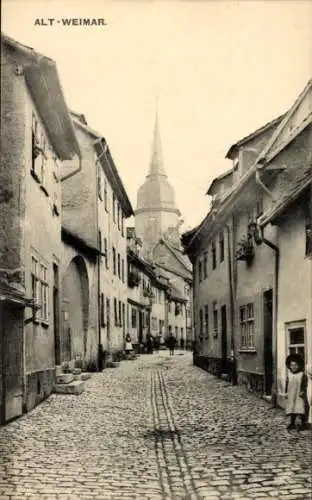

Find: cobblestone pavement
<box><xmin>0</xmin><ymin>352</ymin><xmax>311</xmax><ymax>500</ymax></box>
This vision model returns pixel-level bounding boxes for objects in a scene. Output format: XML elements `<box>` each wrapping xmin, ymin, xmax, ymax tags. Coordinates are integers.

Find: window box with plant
<box><xmin>235</xmin><ymin>235</ymin><xmax>254</xmax><ymax>263</ymax></box>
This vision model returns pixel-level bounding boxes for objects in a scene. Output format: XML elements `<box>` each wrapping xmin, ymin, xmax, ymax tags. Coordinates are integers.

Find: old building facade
<box><xmin>257</xmin><ymin>80</ymin><xmax>312</xmax><ymax>406</ymax></box>
<box><xmin>0</xmin><ymin>34</ymin><xmax>80</xmax><ymax>422</ymax></box>
<box><xmin>127</xmin><ymin>228</ymin><xmax>167</xmax><ymax>348</ymax></box>
<box><xmin>61</xmin><ymin>113</ymin><xmax>133</xmax><ymax>366</ymax></box>
<box><xmin>183</xmin><ymin>81</ymin><xmax>312</xmax><ymax>406</ymax></box>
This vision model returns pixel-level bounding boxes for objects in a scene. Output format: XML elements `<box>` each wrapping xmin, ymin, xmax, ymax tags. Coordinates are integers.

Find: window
<box><xmin>104</xmin><ymin>238</ymin><xmax>108</xmax><ymax>268</ymax></box>
<box><xmin>40</xmin><ymin>263</ymin><xmax>48</xmax><ymax>323</ymax></box>
<box><xmin>118</xmin><ymin>301</ymin><xmax>122</xmax><ymax>326</ymax></box>
<box><xmin>98</xmin><ymin>168</ymin><xmax>103</xmax><ymax>200</ymax></box>
<box><xmin>212</xmin><ymin>241</ymin><xmax>217</xmax><ymax>270</ymax></box>
<box><xmin>117</xmin><ymin>253</ymin><xmax>121</xmax><ymax>279</ymax></box>
<box><xmin>31</xmin><ymin>256</ymin><xmax>48</xmax><ymax>323</ymax></box>
<box><xmin>104</xmin><ymin>179</ymin><xmax>108</xmax><ymax>211</ymax></box>
<box><xmin>219</xmin><ymin>232</ymin><xmax>224</xmax><ymax>263</ymax></box>
<box><xmin>168</xmin><ymin>325</ymin><xmax>172</xmax><ymax>335</ymax></box>
<box><xmin>159</xmin><ymin>319</ymin><xmax>164</xmax><ymax>334</ymax></box>
<box><xmin>106</xmin><ymin>298</ymin><xmax>110</xmax><ymax>327</ymax></box>
<box><xmin>286</xmin><ymin>321</ymin><xmax>305</xmax><ymax>361</ymax></box>
<box><xmin>175</xmin><ymin>326</ymin><xmax>178</xmax><ymax>336</ymax></box>
<box><xmin>40</xmin><ymin>134</ymin><xmax>47</xmax><ymax>188</ymax></box>
<box><xmin>121</xmin><ymin>259</ymin><xmax>125</xmax><ymax>283</ymax></box>
<box><xmin>247</xmin><ymin>208</ymin><xmax>254</xmax><ymax>224</ymax></box>
<box><xmin>198</xmin><ymin>260</ymin><xmax>202</xmax><ymax>282</ymax></box>
<box><xmin>31</xmin><ymin>256</ymin><xmax>39</xmax><ymax>321</ymax></box>
<box><xmin>181</xmin><ymin>327</ymin><xmax>184</xmax><ymax>338</ymax></box>
<box><xmin>121</xmin><ymin>213</ymin><xmax>124</xmax><ymax>237</ymax></box>
<box><xmin>204</xmin><ymin>305</ymin><xmax>209</xmax><ymax>339</ymax></box>
<box><xmin>131</xmin><ymin>307</ymin><xmax>137</xmax><ymax>328</ymax></box>
<box><xmin>240</xmin><ymin>303</ymin><xmax>255</xmax><ymax>349</ymax></box>
<box><xmin>122</xmin><ymin>303</ymin><xmax>125</xmax><ymax>333</ymax></box>
<box><xmin>117</xmin><ymin>203</ymin><xmax>120</xmax><ymax>230</ymax></box>
<box><xmin>98</xmin><ymin>230</ymin><xmax>102</xmax><ymax>254</ymax></box>
<box><xmin>113</xmin><ymin>193</ymin><xmax>116</xmax><ymax>223</ymax></box>
<box><xmin>53</xmin><ymin>155</ymin><xmax>59</xmax><ymax>181</ymax></box>
<box><xmin>213</xmin><ymin>302</ymin><xmax>218</xmax><ymax>337</ymax></box>
<box><xmin>114</xmin><ymin>298</ymin><xmax>118</xmax><ymax>326</ymax></box>
<box><xmin>168</xmin><ymin>301</ymin><xmax>171</xmax><ymax>313</ymax></box>
<box><xmin>256</xmin><ymin>196</ymin><xmax>263</xmax><ymax>218</ymax></box>
<box><xmin>203</xmin><ymin>253</ymin><xmax>208</xmax><ymax>279</ymax></box>
<box><xmin>52</xmin><ymin>190</ymin><xmax>60</xmax><ymax>217</ymax></box>
<box><xmin>199</xmin><ymin>308</ymin><xmax>203</xmax><ymax>336</ymax></box>
<box><xmin>31</xmin><ymin>114</ymin><xmax>40</xmax><ymax>179</ymax></box>
<box><xmin>112</xmin><ymin>247</ymin><xmax>116</xmax><ymax>275</ymax></box>
<box><xmin>152</xmin><ymin>317</ymin><xmax>157</xmax><ymax>330</ymax></box>
<box><xmin>100</xmin><ymin>293</ymin><xmax>105</xmax><ymax>327</ymax></box>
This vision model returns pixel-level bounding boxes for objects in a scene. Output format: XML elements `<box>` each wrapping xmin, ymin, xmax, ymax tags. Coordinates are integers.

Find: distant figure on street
<box><xmin>98</xmin><ymin>343</ymin><xmax>105</xmax><ymax>371</ymax></box>
<box><xmin>154</xmin><ymin>335</ymin><xmax>161</xmax><ymax>352</ymax></box>
<box><xmin>180</xmin><ymin>338</ymin><xmax>185</xmax><ymax>350</ymax></box>
<box><xmin>306</xmin><ymin>364</ymin><xmax>312</xmax><ymax>426</ymax></box>
<box><xmin>146</xmin><ymin>333</ymin><xmax>153</xmax><ymax>354</ymax></box>
<box><xmin>125</xmin><ymin>334</ymin><xmax>133</xmax><ymax>356</ymax></box>
<box><xmin>285</xmin><ymin>353</ymin><xmax>307</xmax><ymax>431</ymax></box>
<box><xmin>167</xmin><ymin>333</ymin><xmax>177</xmax><ymax>356</ymax></box>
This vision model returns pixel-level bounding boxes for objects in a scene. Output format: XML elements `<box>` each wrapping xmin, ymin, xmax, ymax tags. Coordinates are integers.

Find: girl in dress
<box><xmin>285</xmin><ymin>354</ymin><xmax>307</xmax><ymax>431</ymax></box>
<box><xmin>125</xmin><ymin>333</ymin><xmax>133</xmax><ymax>356</ymax></box>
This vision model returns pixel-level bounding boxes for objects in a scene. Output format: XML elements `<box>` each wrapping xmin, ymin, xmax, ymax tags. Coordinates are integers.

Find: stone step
<box><xmin>54</xmin><ymin>380</ymin><xmax>85</xmax><ymax>395</ymax></box>
<box><xmin>56</xmin><ymin>373</ymin><xmax>75</xmax><ymax>384</ymax></box>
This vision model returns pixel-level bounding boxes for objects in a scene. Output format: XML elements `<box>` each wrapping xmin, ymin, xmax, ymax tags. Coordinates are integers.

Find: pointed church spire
<box><xmin>147</xmin><ymin>101</ymin><xmax>167</xmax><ymax>178</ymax></box>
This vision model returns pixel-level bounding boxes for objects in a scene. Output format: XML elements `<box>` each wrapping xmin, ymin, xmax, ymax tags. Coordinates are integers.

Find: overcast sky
<box><xmin>2</xmin><ymin>0</ymin><xmax>312</xmax><ymax>229</ymax></box>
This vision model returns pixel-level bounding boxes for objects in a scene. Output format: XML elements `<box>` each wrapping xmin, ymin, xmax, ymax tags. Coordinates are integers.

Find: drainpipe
<box><xmin>255</xmin><ymin>166</ymin><xmax>279</xmax><ymax>407</ymax></box>
<box><xmin>224</xmin><ymin>223</ymin><xmax>237</xmax><ymax>385</ymax></box>
<box><xmin>261</xmin><ymin>235</ymin><xmax>279</xmax><ymax>408</ymax></box>
<box><xmin>97</xmin><ymin>244</ymin><xmax>102</xmax><ymax>371</ymax></box>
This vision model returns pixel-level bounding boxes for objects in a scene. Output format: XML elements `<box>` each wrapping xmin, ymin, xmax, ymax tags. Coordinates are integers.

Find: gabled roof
<box><xmin>1</xmin><ymin>33</ymin><xmax>80</xmax><ymax>160</ymax></box>
<box><xmin>158</xmin><ymin>237</ymin><xmax>192</xmax><ymax>274</ymax></box>
<box><xmin>259</xmin><ymin>166</ymin><xmax>312</xmax><ymax>226</ymax></box>
<box><xmin>206</xmin><ymin>168</ymin><xmax>233</xmax><ymax>195</ymax></box>
<box><xmin>225</xmin><ymin>114</ymin><xmax>285</xmax><ymax>160</ymax></box>
<box><xmin>71</xmin><ymin>114</ymin><xmax>133</xmax><ymax>217</ymax></box>
<box><xmin>257</xmin><ymin>80</ymin><xmax>312</xmax><ymax>166</ymax></box>
<box><xmin>154</xmin><ymin>261</ymin><xmax>192</xmax><ymax>284</ymax></box>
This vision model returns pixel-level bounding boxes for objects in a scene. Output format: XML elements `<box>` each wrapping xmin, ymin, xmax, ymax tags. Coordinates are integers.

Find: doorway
<box><xmin>106</xmin><ymin>298</ymin><xmax>111</xmax><ymax>350</ymax></box>
<box><xmin>138</xmin><ymin>310</ymin><xmax>143</xmax><ymax>345</ymax></box>
<box><xmin>53</xmin><ymin>263</ymin><xmax>61</xmax><ymax>365</ymax></box>
<box><xmin>221</xmin><ymin>305</ymin><xmax>227</xmax><ymax>373</ymax></box>
<box><xmin>1</xmin><ymin>303</ymin><xmax>24</xmax><ymax>424</ymax></box>
<box><xmin>263</xmin><ymin>289</ymin><xmax>273</xmax><ymax>395</ymax></box>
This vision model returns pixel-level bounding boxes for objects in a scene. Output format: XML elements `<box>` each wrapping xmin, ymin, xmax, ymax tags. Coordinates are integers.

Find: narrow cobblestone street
<box><xmin>0</xmin><ymin>352</ymin><xmax>311</xmax><ymax>500</ymax></box>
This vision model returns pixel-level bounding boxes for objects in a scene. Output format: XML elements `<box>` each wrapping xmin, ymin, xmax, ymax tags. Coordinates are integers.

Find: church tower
<box><xmin>135</xmin><ymin>112</ymin><xmax>181</xmax><ymax>259</ymax></box>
